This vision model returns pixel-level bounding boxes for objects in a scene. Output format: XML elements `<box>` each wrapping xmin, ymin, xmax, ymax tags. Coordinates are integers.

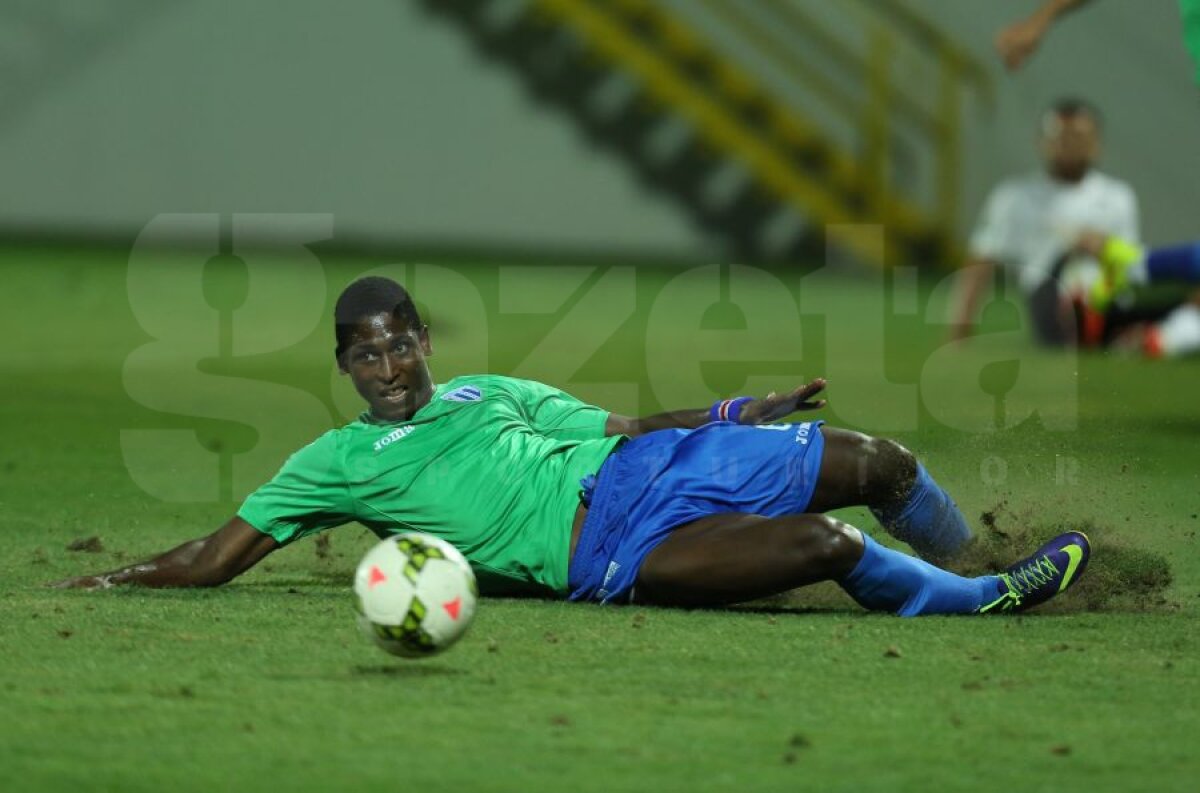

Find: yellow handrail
<box><xmin>751</xmin><ymin>0</ymin><xmax>992</xmax><ymax>258</ymax></box>
<box><xmin>533</xmin><ymin>0</ymin><xmax>903</xmax><ymax>265</ymax></box>
<box><xmin>859</xmin><ymin>0</ymin><xmax>994</xmax><ymax>102</ymax></box>
<box><xmin>747</xmin><ymin>0</ymin><xmax>952</xmax><ymax>136</ymax></box>
<box><xmin>520</xmin><ymin>0</ymin><xmax>988</xmax><ymax>266</ymax></box>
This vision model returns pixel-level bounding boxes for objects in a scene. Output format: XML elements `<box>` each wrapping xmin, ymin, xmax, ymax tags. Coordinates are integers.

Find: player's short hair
<box><xmin>334</xmin><ymin>277</ymin><xmax>424</xmax><ymax>358</ymax></box>
<box><xmin>1042</xmin><ymin>97</ymin><xmax>1104</xmax><ymax>134</ymax></box>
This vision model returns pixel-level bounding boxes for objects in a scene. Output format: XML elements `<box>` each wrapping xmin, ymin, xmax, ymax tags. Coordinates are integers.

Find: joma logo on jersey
<box><xmin>753</xmin><ymin>422</ymin><xmax>814</xmax><ymax>445</ymax></box>
<box><xmin>373</xmin><ymin>426</ymin><xmax>415</xmax><ymax>452</ymax></box>
<box><xmin>794</xmin><ymin>422</ymin><xmax>814</xmax><ymax>446</ymax></box>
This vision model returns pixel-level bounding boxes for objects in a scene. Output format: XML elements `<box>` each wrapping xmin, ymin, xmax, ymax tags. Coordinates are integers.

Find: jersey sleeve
<box><xmin>237</xmin><ymin>432</ymin><xmax>355</xmax><ymax>546</ymax></box>
<box><xmin>1115</xmin><ymin>184</ymin><xmax>1141</xmax><ymax>244</ymax></box>
<box><xmin>969</xmin><ymin>184</ymin><xmax>1017</xmax><ymax>265</ymax></box>
<box><xmin>498</xmin><ymin>377</ymin><xmax>610</xmax><ymax>441</ymax></box>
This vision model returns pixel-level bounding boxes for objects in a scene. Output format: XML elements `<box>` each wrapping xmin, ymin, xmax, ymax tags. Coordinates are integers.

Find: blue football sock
<box><xmin>870</xmin><ymin>463</ymin><xmax>972</xmax><ymax>560</ymax></box>
<box><xmin>1147</xmin><ymin>242</ymin><xmax>1200</xmax><ymax>284</ymax></box>
<box><xmin>838</xmin><ymin>534</ymin><xmax>1000</xmax><ymax>617</ymax></box>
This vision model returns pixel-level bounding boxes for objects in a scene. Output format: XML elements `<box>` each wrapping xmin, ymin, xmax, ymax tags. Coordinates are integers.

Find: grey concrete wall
<box><xmin>0</xmin><ymin>0</ymin><xmax>1196</xmax><ymax>259</ymax></box>
<box><xmin>0</xmin><ymin>0</ymin><xmax>708</xmax><ymax>257</ymax></box>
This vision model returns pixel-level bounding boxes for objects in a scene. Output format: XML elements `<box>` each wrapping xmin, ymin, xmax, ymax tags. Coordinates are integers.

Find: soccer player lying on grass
<box><xmin>52</xmin><ymin>278</ymin><xmax>1090</xmax><ymax>615</ymax></box>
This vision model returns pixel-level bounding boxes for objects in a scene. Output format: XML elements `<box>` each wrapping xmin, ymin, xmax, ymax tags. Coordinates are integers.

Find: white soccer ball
<box><xmin>353</xmin><ymin>533</ymin><xmax>478</xmax><ymax>658</ymax></box>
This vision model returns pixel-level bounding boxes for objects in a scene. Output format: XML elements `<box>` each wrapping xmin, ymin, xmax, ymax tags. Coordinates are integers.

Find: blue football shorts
<box><xmin>567</xmin><ymin>420</ymin><xmax>827</xmax><ymax>604</ymax></box>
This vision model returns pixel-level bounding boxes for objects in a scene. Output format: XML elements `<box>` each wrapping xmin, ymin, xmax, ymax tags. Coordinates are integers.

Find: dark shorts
<box><xmin>567</xmin><ymin>421</ymin><xmax>827</xmax><ymax>604</ymax></box>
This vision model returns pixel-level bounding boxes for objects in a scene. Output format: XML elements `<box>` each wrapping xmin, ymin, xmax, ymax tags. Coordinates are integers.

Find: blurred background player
<box><xmin>994</xmin><ymin>1</ymin><xmax>1200</xmax><ymax>353</ymax></box>
<box><xmin>996</xmin><ymin>0</ymin><xmax>1200</xmax><ymax>84</ymax></box>
<box><xmin>949</xmin><ymin>98</ymin><xmax>1139</xmax><ymax>346</ymax></box>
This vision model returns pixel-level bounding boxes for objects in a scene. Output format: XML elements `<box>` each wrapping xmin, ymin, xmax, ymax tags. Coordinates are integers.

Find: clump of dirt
<box><xmin>950</xmin><ymin>502</ymin><xmax>1174</xmax><ymax>613</ymax></box>
<box><xmin>66</xmin><ymin>536</ymin><xmax>104</xmax><ymax>553</ymax></box>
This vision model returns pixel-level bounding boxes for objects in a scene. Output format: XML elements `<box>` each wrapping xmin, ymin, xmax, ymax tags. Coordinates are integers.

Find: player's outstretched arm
<box><xmin>48</xmin><ymin>516</ymin><xmax>279</xmax><ymax>590</ymax></box>
<box><xmin>949</xmin><ymin>257</ymin><xmax>997</xmax><ymax>342</ymax></box>
<box><xmin>605</xmin><ymin>378</ymin><xmax>827</xmax><ymax>437</ymax></box>
<box><xmin>996</xmin><ymin>0</ymin><xmax>1093</xmax><ymax>70</ymax></box>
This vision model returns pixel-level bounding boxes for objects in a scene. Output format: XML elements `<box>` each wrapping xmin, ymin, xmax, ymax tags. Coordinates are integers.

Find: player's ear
<box><xmin>418</xmin><ymin>325</ymin><xmax>432</xmax><ymax>357</ymax></box>
<box><xmin>335</xmin><ymin>349</ymin><xmax>349</xmax><ymax>375</ymax></box>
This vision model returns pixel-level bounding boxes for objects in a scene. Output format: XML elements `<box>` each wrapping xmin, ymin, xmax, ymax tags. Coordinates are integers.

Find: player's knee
<box><xmin>863</xmin><ymin>436</ymin><xmax>917</xmax><ymax>503</ymax></box>
<box><xmin>787</xmin><ymin>515</ymin><xmax>863</xmax><ymax>577</ymax></box>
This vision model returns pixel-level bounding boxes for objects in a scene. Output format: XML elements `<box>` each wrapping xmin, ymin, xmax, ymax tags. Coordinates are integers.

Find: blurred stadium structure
<box><xmin>0</xmin><ymin>0</ymin><xmax>1196</xmax><ymax>268</ymax></box>
<box><xmin>420</xmin><ymin>0</ymin><xmax>994</xmax><ymax>268</ymax></box>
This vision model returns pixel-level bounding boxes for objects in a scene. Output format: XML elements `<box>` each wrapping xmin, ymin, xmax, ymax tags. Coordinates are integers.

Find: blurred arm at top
<box><xmin>996</xmin><ymin>0</ymin><xmax>1096</xmax><ymax>71</ymax></box>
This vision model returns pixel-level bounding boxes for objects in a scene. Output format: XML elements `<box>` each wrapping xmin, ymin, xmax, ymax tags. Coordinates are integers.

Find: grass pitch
<box><xmin>1</xmin><ymin>244</ymin><xmax>1197</xmax><ymax>792</ymax></box>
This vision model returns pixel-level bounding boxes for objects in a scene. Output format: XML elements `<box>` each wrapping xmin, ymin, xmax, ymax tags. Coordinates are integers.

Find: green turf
<box><xmin>1</xmin><ymin>244</ymin><xmax>1197</xmax><ymax>792</ymax></box>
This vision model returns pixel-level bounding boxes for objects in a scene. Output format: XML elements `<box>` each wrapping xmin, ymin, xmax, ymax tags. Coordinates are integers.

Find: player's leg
<box><xmin>1132</xmin><ymin>302</ymin><xmax>1200</xmax><ymax>359</ymax></box>
<box><xmin>1143</xmin><ymin>242</ymin><xmax>1200</xmax><ymax>283</ymax></box>
<box><xmin>636</xmin><ymin>511</ymin><xmax>1092</xmax><ymax>615</ymax></box>
<box><xmin>634</xmin><ymin>513</ymin><xmax>860</xmax><ymax>606</ymax></box>
<box><xmin>635</xmin><ymin>512</ymin><xmax>1001</xmax><ymax>616</ymax></box>
<box><xmin>1026</xmin><ymin>258</ymin><xmax>1079</xmax><ymax>347</ymax></box>
<box><xmin>805</xmin><ymin>427</ymin><xmax>971</xmax><ymax>562</ymax></box>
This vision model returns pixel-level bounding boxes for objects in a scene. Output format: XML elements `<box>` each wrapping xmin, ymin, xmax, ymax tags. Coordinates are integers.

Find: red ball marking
<box><xmin>368</xmin><ymin>565</ymin><xmax>387</xmax><ymax>588</ymax></box>
<box><xmin>443</xmin><ymin>597</ymin><xmax>462</xmax><ymax>621</ymax></box>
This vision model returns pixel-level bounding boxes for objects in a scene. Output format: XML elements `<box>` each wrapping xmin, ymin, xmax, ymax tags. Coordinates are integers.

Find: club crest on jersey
<box><xmin>441</xmin><ymin>385</ymin><xmax>482</xmax><ymax>403</ymax></box>
<box><xmin>373</xmin><ymin>425</ymin><xmax>415</xmax><ymax>452</ymax></box>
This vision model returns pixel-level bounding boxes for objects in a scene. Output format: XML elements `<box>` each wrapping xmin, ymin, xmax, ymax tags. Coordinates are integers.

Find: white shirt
<box><xmin>969</xmin><ymin>170</ymin><xmax>1140</xmax><ymax>294</ymax></box>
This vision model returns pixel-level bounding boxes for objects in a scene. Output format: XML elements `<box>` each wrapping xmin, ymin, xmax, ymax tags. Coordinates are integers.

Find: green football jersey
<box><xmin>1183</xmin><ymin>0</ymin><xmax>1200</xmax><ymax>84</ymax></box>
<box><xmin>238</xmin><ymin>375</ymin><xmax>623</xmax><ymax>596</ymax></box>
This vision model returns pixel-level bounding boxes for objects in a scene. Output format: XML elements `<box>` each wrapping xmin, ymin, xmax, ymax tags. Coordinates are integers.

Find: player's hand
<box><xmin>1073</xmin><ymin>229</ymin><xmax>1109</xmax><ymax>258</ymax></box>
<box><xmin>995</xmin><ymin>17</ymin><xmax>1048</xmax><ymax>71</ymax></box>
<box><xmin>739</xmin><ymin>378</ymin><xmax>827</xmax><ymax>424</ymax></box>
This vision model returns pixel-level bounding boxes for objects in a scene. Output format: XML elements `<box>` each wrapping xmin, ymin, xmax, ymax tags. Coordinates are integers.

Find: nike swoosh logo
<box><xmin>1058</xmin><ymin>543</ymin><xmax>1085</xmax><ymax>592</ymax></box>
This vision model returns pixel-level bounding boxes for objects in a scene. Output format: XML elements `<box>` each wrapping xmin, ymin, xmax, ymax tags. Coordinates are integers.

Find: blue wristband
<box><xmin>709</xmin><ymin>397</ymin><xmax>754</xmax><ymax>424</ymax></box>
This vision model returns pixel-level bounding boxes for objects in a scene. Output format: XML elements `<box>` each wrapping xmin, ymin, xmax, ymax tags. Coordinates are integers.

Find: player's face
<box><xmin>1041</xmin><ymin>113</ymin><xmax>1100</xmax><ymax>183</ymax></box>
<box><xmin>339</xmin><ymin>313</ymin><xmax>434</xmax><ymax>422</ymax></box>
